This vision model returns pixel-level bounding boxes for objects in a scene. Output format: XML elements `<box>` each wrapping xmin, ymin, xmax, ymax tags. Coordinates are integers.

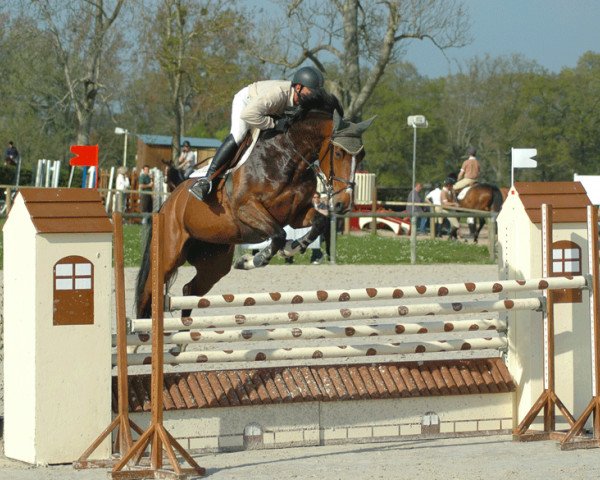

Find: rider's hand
<box><xmin>274</xmin><ymin>117</ymin><xmax>291</xmax><ymax>133</ymax></box>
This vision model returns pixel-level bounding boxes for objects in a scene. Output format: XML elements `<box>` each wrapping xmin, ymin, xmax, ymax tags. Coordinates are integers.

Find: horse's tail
<box><xmin>135</xmin><ymin>222</ymin><xmax>153</xmax><ymax>318</ymax></box>
<box><xmin>490</xmin><ymin>185</ymin><xmax>504</xmax><ymax>212</ymax></box>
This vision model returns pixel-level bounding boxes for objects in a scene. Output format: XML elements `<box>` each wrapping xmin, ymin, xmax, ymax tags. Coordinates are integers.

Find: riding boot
<box><xmin>449</xmin><ymin>227</ymin><xmax>458</xmax><ymax>241</ymax></box>
<box><xmin>189</xmin><ymin>134</ymin><xmax>238</xmax><ymax>201</ymax></box>
<box><xmin>468</xmin><ymin>223</ymin><xmax>476</xmax><ymax>239</ymax></box>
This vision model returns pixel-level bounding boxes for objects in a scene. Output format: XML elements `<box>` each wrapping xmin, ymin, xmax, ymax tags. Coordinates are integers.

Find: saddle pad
<box><xmin>457</xmin><ymin>185</ymin><xmax>471</xmax><ymax>200</ymax></box>
<box><xmin>189</xmin><ymin>129</ymin><xmax>260</xmax><ymax>179</ymax></box>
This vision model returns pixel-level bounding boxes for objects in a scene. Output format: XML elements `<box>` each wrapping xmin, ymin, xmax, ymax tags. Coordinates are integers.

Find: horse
<box><xmin>135</xmin><ymin>95</ymin><xmax>374</xmax><ymax>319</ymax></box>
<box><xmin>457</xmin><ymin>183</ymin><xmax>504</xmax><ymax>243</ymax></box>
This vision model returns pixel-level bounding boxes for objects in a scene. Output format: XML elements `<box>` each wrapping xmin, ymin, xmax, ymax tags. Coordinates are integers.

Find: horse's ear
<box><xmin>356</xmin><ymin>116</ymin><xmax>376</xmax><ymax>133</ymax></box>
<box><xmin>333</xmin><ymin>110</ymin><xmax>343</xmax><ymax>131</ymax></box>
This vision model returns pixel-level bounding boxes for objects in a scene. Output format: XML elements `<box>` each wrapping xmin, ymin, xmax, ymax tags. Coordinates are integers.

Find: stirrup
<box><xmin>189</xmin><ymin>177</ymin><xmax>212</xmax><ymax>201</ymax></box>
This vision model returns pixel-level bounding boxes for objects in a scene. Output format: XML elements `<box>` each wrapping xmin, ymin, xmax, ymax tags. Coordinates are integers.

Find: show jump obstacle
<box><xmin>3</xmin><ymin>182</ymin><xmax>600</xmax><ymax>478</ymax></box>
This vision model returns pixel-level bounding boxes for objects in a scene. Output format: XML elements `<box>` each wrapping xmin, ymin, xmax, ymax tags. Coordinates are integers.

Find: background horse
<box><xmin>457</xmin><ymin>183</ymin><xmax>504</xmax><ymax>242</ymax></box>
<box><xmin>135</xmin><ymin>96</ymin><xmax>373</xmax><ymax>319</ymax></box>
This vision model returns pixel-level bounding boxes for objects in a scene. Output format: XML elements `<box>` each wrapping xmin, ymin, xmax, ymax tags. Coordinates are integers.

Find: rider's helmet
<box><xmin>292</xmin><ymin>66</ymin><xmax>324</xmax><ymax>90</ymax></box>
<box><xmin>467</xmin><ymin>146</ymin><xmax>477</xmax><ymax>156</ymax></box>
<box><xmin>182</xmin><ymin>140</ymin><xmax>191</xmax><ymax>148</ymax></box>
<box><xmin>444</xmin><ymin>177</ymin><xmax>456</xmax><ymax>186</ymax></box>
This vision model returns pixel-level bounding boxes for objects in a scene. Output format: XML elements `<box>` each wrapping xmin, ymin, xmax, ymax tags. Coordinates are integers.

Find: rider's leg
<box><xmin>189</xmin><ymin>134</ymin><xmax>238</xmax><ymax>200</ymax></box>
<box><xmin>189</xmin><ymin>87</ymin><xmax>249</xmax><ymax>201</ymax></box>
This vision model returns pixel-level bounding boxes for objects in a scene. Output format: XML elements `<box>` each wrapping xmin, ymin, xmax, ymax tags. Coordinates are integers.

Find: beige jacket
<box><xmin>241</xmin><ymin>80</ymin><xmax>295</xmax><ymax>130</ymax></box>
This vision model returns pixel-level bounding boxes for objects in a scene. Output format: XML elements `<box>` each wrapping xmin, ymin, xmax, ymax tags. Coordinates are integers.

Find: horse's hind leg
<box><xmin>179</xmin><ymin>241</ymin><xmax>235</xmax><ymax>317</ymax></box>
<box><xmin>474</xmin><ymin>218</ymin><xmax>486</xmax><ymax>243</ymax></box>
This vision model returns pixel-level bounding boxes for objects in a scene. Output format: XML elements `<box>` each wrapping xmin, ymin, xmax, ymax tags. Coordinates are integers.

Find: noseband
<box><xmin>313</xmin><ymin>142</ymin><xmax>357</xmax><ymax>198</ymax></box>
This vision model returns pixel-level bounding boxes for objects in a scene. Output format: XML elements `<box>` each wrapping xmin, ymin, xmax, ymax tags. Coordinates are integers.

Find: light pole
<box><xmin>406</xmin><ymin>115</ymin><xmax>428</xmax><ymax>264</ymax></box>
<box><xmin>114</xmin><ymin>127</ymin><xmax>129</xmax><ymax>167</ymax></box>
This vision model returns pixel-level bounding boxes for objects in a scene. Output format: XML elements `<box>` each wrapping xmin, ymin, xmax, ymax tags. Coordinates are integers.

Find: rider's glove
<box><xmin>274</xmin><ymin>116</ymin><xmax>291</xmax><ymax>133</ymax></box>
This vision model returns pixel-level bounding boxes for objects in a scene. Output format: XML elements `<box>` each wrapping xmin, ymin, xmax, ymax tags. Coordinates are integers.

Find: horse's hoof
<box><xmin>234</xmin><ymin>254</ymin><xmax>255</xmax><ymax>270</ymax></box>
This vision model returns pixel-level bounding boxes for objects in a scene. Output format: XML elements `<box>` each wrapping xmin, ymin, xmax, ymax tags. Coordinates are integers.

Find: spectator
<box><xmin>115</xmin><ymin>166</ymin><xmax>130</xmax><ymax>214</ymax></box>
<box><xmin>425</xmin><ymin>182</ymin><xmax>447</xmax><ymax>237</ymax></box>
<box><xmin>310</xmin><ymin>192</ymin><xmax>329</xmax><ymax>264</ymax></box>
<box><xmin>4</xmin><ymin>141</ymin><xmax>19</xmax><ymax>166</ymax></box>
<box><xmin>139</xmin><ymin>165</ymin><xmax>154</xmax><ymax>224</ymax></box>
<box><xmin>407</xmin><ymin>182</ymin><xmax>428</xmax><ymax>234</ymax></box>
<box><xmin>177</xmin><ymin>140</ymin><xmax>197</xmax><ymax>179</ymax></box>
<box><xmin>440</xmin><ymin>177</ymin><xmax>460</xmax><ymax>241</ymax></box>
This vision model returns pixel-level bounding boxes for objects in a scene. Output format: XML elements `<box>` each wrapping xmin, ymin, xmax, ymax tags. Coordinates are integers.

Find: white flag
<box><xmin>512</xmin><ymin>148</ymin><xmax>537</xmax><ymax>168</ymax></box>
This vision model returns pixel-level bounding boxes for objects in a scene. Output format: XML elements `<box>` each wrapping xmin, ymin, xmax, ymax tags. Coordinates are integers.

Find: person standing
<box><xmin>309</xmin><ymin>192</ymin><xmax>329</xmax><ymax>264</ymax></box>
<box><xmin>440</xmin><ymin>177</ymin><xmax>460</xmax><ymax>240</ymax></box>
<box><xmin>138</xmin><ymin>165</ymin><xmax>154</xmax><ymax>224</ymax></box>
<box><xmin>425</xmin><ymin>182</ymin><xmax>444</xmax><ymax>237</ymax></box>
<box><xmin>115</xmin><ymin>166</ymin><xmax>130</xmax><ymax>214</ymax></box>
<box><xmin>4</xmin><ymin>141</ymin><xmax>19</xmax><ymax>166</ymax></box>
<box><xmin>407</xmin><ymin>182</ymin><xmax>428</xmax><ymax>234</ymax></box>
<box><xmin>453</xmin><ymin>147</ymin><xmax>480</xmax><ymax>192</ymax></box>
<box><xmin>177</xmin><ymin>140</ymin><xmax>197</xmax><ymax>179</ymax></box>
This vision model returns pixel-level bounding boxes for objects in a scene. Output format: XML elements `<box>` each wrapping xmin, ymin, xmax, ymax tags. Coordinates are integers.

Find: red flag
<box><xmin>70</xmin><ymin>144</ymin><xmax>99</xmax><ymax>167</ymax></box>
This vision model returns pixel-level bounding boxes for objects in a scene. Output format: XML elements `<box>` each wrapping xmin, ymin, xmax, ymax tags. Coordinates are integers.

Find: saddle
<box><xmin>456</xmin><ymin>182</ymin><xmax>477</xmax><ymax>201</ymax></box>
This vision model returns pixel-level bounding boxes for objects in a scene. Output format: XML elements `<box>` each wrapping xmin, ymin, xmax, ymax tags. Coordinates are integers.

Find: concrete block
<box><xmin>400</xmin><ymin>423</ymin><xmax>421</xmax><ymax>436</ymax></box>
<box><xmin>439</xmin><ymin>422</ymin><xmax>455</xmax><ymax>434</ymax></box>
<box><xmin>478</xmin><ymin>420</ymin><xmax>501</xmax><ymax>431</ymax></box>
<box><xmin>322</xmin><ymin>428</ymin><xmax>347</xmax><ymax>441</ymax></box>
<box><xmin>373</xmin><ymin>425</ymin><xmax>399</xmax><ymax>438</ymax></box>
<box><xmin>219</xmin><ymin>435</ymin><xmax>244</xmax><ymax>450</ymax></box>
<box><xmin>455</xmin><ymin>421</ymin><xmax>478</xmax><ymax>433</ymax></box>
<box><xmin>274</xmin><ymin>430</ymin><xmax>304</xmax><ymax>445</ymax></box>
<box><xmin>347</xmin><ymin>426</ymin><xmax>372</xmax><ymax>439</ymax></box>
<box><xmin>190</xmin><ymin>436</ymin><xmax>219</xmax><ymax>451</ymax></box>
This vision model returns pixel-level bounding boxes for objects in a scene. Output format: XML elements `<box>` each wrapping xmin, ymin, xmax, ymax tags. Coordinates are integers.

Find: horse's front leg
<box><xmin>234</xmin><ymin>230</ymin><xmax>286</xmax><ymax>270</ymax></box>
<box><xmin>281</xmin><ymin>213</ymin><xmax>327</xmax><ymax>258</ymax></box>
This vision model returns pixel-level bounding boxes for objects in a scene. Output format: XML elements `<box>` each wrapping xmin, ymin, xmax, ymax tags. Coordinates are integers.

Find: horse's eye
<box><xmin>335</xmin><ymin>150</ymin><xmax>343</xmax><ymax>158</ymax></box>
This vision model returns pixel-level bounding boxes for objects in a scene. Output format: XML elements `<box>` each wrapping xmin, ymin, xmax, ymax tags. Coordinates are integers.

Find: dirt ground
<box><xmin>1</xmin><ymin>263</ymin><xmax>600</xmax><ymax>479</ymax></box>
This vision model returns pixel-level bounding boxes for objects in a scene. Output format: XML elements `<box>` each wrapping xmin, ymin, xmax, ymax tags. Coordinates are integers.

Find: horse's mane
<box><xmin>286</xmin><ymin>88</ymin><xmax>344</xmax><ymax>124</ymax></box>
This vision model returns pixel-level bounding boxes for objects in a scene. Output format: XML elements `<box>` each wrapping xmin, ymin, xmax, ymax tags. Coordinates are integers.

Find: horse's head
<box><xmin>319</xmin><ymin>111</ymin><xmax>375</xmax><ymax>214</ymax></box>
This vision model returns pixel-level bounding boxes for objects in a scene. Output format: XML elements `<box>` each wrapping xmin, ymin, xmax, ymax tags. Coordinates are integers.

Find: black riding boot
<box><xmin>189</xmin><ymin>134</ymin><xmax>238</xmax><ymax>201</ymax></box>
<box><xmin>468</xmin><ymin>223</ymin><xmax>476</xmax><ymax>239</ymax></box>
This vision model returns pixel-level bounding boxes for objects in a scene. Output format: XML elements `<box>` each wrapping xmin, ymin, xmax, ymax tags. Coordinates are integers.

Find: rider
<box><xmin>453</xmin><ymin>147</ymin><xmax>480</xmax><ymax>193</ymax></box>
<box><xmin>189</xmin><ymin>66</ymin><xmax>325</xmax><ymax>201</ymax></box>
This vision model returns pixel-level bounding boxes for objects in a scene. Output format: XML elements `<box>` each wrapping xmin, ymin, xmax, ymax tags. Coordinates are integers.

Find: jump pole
<box><xmin>561</xmin><ymin>204</ymin><xmax>600</xmax><ymax>449</ymax></box>
<box><xmin>514</xmin><ymin>204</ymin><xmax>575</xmax><ymax>440</ymax></box>
<box><xmin>111</xmin><ymin>213</ymin><xmax>205</xmax><ymax>479</ymax></box>
<box><xmin>74</xmin><ymin>212</ymin><xmax>143</xmax><ymax>468</ymax></box>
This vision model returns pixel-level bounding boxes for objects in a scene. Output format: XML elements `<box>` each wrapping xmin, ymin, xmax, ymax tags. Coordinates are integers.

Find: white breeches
<box><xmin>230</xmin><ymin>86</ymin><xmax>250</xmax><ymax>144</ymax></box>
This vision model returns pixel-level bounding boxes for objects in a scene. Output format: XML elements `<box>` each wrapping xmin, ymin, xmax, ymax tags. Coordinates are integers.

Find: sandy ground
<box><xmin>2</xmin><ymin>263</ymin><xmax>600</xmax><ymax>478</ymax></box>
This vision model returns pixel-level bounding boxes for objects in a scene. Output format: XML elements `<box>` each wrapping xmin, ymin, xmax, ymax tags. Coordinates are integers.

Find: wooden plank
<box><xmin>525</xmin><ymin>208</ymin><xmax>589</xmax><ymax>224</ymax></box>
<box><xmin>25</xmin><ymin>202</ymin><xmax>109</xmax><ymax>218</ymax></box>
<box><xmin>20</xmin><ymin>188</ymin><xmax>103</xmax><ymax>202</ymax></box>
<box><xmin>515</xmin><ymin>181</ymin><xmax>587</xmax><ymax>195</ymax></box>
<box><xmin>32</xmin><ymin>217</ymin><xmax>112</xmax><ymax>233</ymax></box>
<box><xmin>520</xmin><ymin>194</ymin><xmax>591</xmax><ymax>210</ymax></box>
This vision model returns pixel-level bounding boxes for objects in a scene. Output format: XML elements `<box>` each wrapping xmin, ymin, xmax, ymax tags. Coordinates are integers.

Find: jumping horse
<box><xmin>135</xmin><ymin>94</ymin><xmax>374</xmax><ymax>318</ymax></box>
<box><xmin>457</xmin><ymin>183</ymin><xmax>504</xmax><ymax>242</ymax></box>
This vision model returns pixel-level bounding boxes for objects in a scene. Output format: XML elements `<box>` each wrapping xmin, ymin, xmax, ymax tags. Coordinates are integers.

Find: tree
<box><xmin>139</xmin><ymin>0</ymin><xmax>254</xmax><ymax>160</ymax></box>
<box><xmin>30</xmin><ymin>0</ymin><xmax>126</xmax><ymax>145</ymax></box>
<box><xmin>248</xmin><ymin>0</ymin><xmax>470</xmax><ymax>120</ymax></box>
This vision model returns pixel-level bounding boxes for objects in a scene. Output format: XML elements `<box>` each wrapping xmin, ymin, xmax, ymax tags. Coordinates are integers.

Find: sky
<box><xmin>403</xmin><ymin>0</ymin><xmax>600</xmax><ymax>78</ymax></box>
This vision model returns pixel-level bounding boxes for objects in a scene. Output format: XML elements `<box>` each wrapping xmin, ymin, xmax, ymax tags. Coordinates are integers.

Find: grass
<box><xmin>121</xmin><ymin>225</ymin><xmax>493</xmax><ymax>267</ymax></box>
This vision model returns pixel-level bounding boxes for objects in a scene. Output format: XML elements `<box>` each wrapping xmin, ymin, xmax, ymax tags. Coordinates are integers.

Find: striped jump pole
<box><xmin>124</xmin><ymin>337</ymin><xmax>508</xmax><ymax>367</ymax></box>
<box><xmin>167</xmin><ymin>276</ymin><xmax>586</xmax><ymax>312</ymax></box>
<box><xmin>123</xmin><ymin>318</ymin><xmax>506</xmax><ymax>347</ymax></box>
<box><xmin>133</xmin><ymin>297</ymin><xmax>542</xmax><ymax>332</ymax></box>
